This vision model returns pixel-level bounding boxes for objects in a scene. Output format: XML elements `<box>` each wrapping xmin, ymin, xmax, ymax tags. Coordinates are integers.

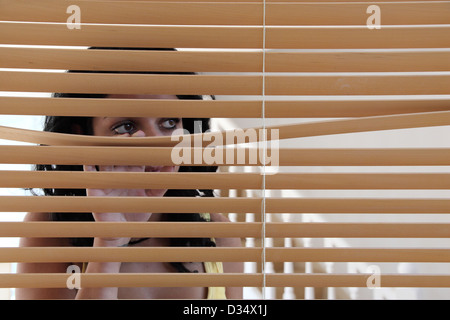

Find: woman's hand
<box><xmin>83</xmin><ymin>163</ymin><xmax>153</xmax><ymax>247</ymax></box>
<box><xmin>84</xmin><ymin>164</ymin><xmax>151</xmax><ymax>218</ymax></box>
<box><xmin>85</xmin><ymin>129</ymin><xmax>152</xmax><ymax>220</ymax></box>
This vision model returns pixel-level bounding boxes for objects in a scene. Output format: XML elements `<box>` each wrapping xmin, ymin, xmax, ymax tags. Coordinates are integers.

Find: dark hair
<box><xmin>35</xmin><ymin>47</ymin><xmax>218</xmax><ymax>272</ymax></box>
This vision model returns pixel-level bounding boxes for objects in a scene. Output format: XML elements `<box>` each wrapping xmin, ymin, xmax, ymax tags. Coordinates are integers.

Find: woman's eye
<box><xmin>112</xmin><ymin>122</ymin><xmax>136</xmax><ymax>135</ymax></box>
<box><xmin>161</xmin><ymin>118</ymin><xmax>180</xmax><ymax>130</ymax></box>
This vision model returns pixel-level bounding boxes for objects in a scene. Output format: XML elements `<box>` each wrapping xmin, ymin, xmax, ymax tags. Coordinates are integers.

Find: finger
<box><xmin>86</xmin><ymin>165</ymin><xmax>114</xmax><ymax>172</ymax></box>
<box><xmin>83</xmin><ymin>165</ymin><xmax>97</xmax><ymax>172</ymax></box>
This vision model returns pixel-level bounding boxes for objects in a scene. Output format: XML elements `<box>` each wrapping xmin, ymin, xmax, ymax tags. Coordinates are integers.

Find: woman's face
<box><xmin>91</xmin><ymin>94</ymin><xmax>182</xmax><ymax>197</ymax></box>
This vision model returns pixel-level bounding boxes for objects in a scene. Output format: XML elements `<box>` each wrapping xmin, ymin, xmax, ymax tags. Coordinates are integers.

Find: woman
<box><xmin>16</xmin><ymin>52</ymin><xmax>243</xmax><ymax>299</ymax></box>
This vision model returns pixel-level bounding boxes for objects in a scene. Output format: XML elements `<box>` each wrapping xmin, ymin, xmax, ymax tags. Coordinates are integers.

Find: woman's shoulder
<box><xmin>22</xmin><ymin>212</ymin><xmax>52</xmax><ymax>222</ymax></box>
<box><xmin>16</xmin><ymin>212</ymin><xmax>77</xmax><ymax>299</ymax></box>
<box><xmin>209</xmin><ymin>213</ymin><xmax>230</xmax><ymax>223</ymax></box>
<box><xmin>20</xmin><ymin>212</ymin><xmax>72</xmax><ymax>247</ymax></box>
<box><xmin>209</xmin><ymin>213</ymin><xmax>242</xmax><ymax>248</ymax></box>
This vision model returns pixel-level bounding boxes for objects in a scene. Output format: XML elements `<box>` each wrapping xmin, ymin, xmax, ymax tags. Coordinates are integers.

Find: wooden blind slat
<box><xmin>0</xmin><ymin>48</ymin><xmax>263</xmax><ymax>72</ymax></box>
<box><xmin>0</xmin><ymin>273</ymin><xmax>261</xmax><ymax>288</ymax></box>
<box><xmin>274</xmin><ymin>111</ymin><xmax>450</xmax><ymax>140</ymax></box>
<box><xmin>3</xmin><ymin>1</ymin><xmax>449</xmax><ymax>25</ymax></box>
<box><xmin>0</xmin><ymin>23</ymin><xmax>263</xmax><ymax>49</ymax></box>
<box><xmin>2</xmin><ymin>222</ymin><xmax>450</xmax><ymax>238</ymax></box>
<box><xmin>2</xmin><ymin>247</ymin><xmax>449</xmax><ymax>263</ymax></box>
<box><xmin>266</xmin><ymin>198</ymin><xmax>450</xmax><ymax>214</ymax></box>
<box><xmin>3</xmin><ymin>23</ymin><xmax>449</xmax><ymax>49</ymax></box>
<box><xmin>78</xmin><ymin>0</ymin><xmax>450</xmax><ymax>2</ymax></box>
<box><xmin>0</xmin><ymin>222</ymin><xmax>261</xmax><ymax>238</ymax></box>
<box><xmin>3</xmin><ymin>48</ymin><xmax>450</xmax><ymax>72</ymax></box>
<box><xmin>1</xmin><ymin>111</ymin><xmax>449</xmax><ymax>146</ymax></box>
<box><xmin>0</xmin><ymin>72</ymin><xmax>263</xmax><ymax>95</ymax></box>
<box><xmin>264</xmin><ymin>99</ymin><xmax>450</xmax><ymax>118</ymax></box>
<box><xmin>267</xmin><ymin>248</ymin><xmax>450</xmax><ymax>263</ymax></box>
<box><xmin>266</xmin><ymin>51</ymin><xmax>450</xmax><ymax>73</ymax></box>
<box><xmin>1</xmin><ymin>146</ymin><xmax>449</xmax><ymax>166</ymax></box>
<box><xmin>1</xmin><ymin>97</ymin><xmax>449</xmax><ymax>118</ymax></box>
<box><xmin>266</xmin><ymin>2</ymin><xmax>450</xmax><ymax>26</ymax></box>
<box><xmin>0</xmin><ymin>97</ymin><xmax>264</xmax><ymax>118</ymax></box>
<box><xmin>266</xmin><ymin>26</ymin><xmax>450</xmax><ymax>49</ymax></box>
<box><xmin>3</xmin><ymin>72</ymin><xmax>450</xmax><ymax>95</ymax></box>
<box><xmin>2</xmin><ymin>273</ymin><xmax>449</xmax><ymax>289</ymax></box>
<box><xmin>1</xmin><ymin>197</ymin><xmax>448</xmax><ymax>214</ymax></box>
<box><xmin>0</xmin><ymin>247</ymin><xmax>262</xmax><ymax>263</ymax></box>
<box><xmin>269</xmin><ymin>222</ymin><xmax>450</xmax><ymax>238</ymax></box>
<box><xmin>1</xmin><ymin>171</ymin><xmax>450</xmax><ymax>190</ymax></box>
<box><xmin>266</xmin><ymin>274</ymin><xmax>450</xmax><ymax>288</ymax></box>
<box><xmin>0</xmin><ymin>1</ymin><xmax>262</xmax><ymax>26</ymax></box>
<box><xmin>266</xmin><ymin>75</ymin><xmax>450</xmax><ymax>95</ymax></box>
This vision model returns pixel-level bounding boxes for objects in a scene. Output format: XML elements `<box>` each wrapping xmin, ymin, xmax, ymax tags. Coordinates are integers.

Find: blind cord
<box><xmin>261</xmin><ymin>0</ymin><xmax>267</xmax><ymax>300</ymax></box>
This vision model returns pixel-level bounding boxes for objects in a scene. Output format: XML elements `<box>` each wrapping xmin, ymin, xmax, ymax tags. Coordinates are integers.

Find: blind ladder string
<box><xmin>261</xmin><ymin>0</ymin><xmax>267</xmax><ymax>300</ymax></box>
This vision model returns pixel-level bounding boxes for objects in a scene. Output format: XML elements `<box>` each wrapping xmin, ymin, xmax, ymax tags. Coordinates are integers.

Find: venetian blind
<box><xmin>0</xmin><ymin>0</ymin><xmax>450</xmax><ymax>299</ymax></box>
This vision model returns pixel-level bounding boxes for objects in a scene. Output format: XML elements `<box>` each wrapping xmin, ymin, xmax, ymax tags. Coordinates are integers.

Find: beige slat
<box><xmin>0</xmin><ymin>273</ymin><xmax>262</xmax><ymax>288</ymax></box>
<box><xmin>266</xmin><ymin>248</ymin><xmax>450</xmax><ymax>263</ymax></box>
<box><xmin>0</xmin><ymin>222</ymin><xmax>261</xmax><ymax>238</ymax></box>
<box><xmin>1</xmin><ymin>146</ymin><xmax>449</xmax><ymax>166</ymax></box>
<box><xmin>1</xmin><ymin>111</ymin><xmax>449</xmax><ymax>146</ymax></box>
<box><xmin>2</xmin><ymin>72</ymin><xmax>450</xmax><ymax>95</ymax></box>
<box><xmin>266</xmin><ymin>51</ymin><xmax>450</xmax><ymax>72</ymax></box>
<box><xmin>266</xmin><ymin>173</ymin><xmax>450</xmax><ymax>189</ymax></box>
<box><xmin>269</xmin><ymin>0</ymin><xmax>448</xmax><ymax>2</ymax></box>
<box><xmin>3</xmin><ymin>48</ymin><xmax>450</xmax><ymax>72</ymax></box>
<box><xmin>0</xmin><ymin>72</ymin><xmax>262</xmax><ymax>95</ymax></box>
<box><xmin>1</xmin><ymin>97</ymin><xmax>449</xmax><ymax>118</ymax></box>
<box><xmin>0</xmin><ymin>247</ymin><xmax>261</xmax><ymax>263</ymax></box>
<box><xmin>0</xmin><ymin>97</ymin><xmax>264</xmax><ymax>118</ymax></box>
<box><xmin>0</xmin><ymin>48</ymin><xmax>262</xmax><ymax>72</ymax></box>
<box><xmin>1</xmin><ymin>171</ymin><xmax>266</xmax><ymax>190</ymax></box>
<box><xmin>2</xmin><ymin>1</ymin><xmax>448</xmax><ymax>26</ymax></box>
<box><xmin>3</xmin><ymin>23</ymin><xmax>449</xmax><ymax>49</ymax></box>
<box><xmin>0</xmin><ymin>196</ymin><xmax>262</xmax><ymax>213</ymax></box>
<box><xmin>69</xmin><ymin>0</ymin><xmax>443</xmax><ymax>2</ymax></box>
<box><xmin>266</xmin><ymin>26</ymin><xmax>450</xmax><ymax>49</ymax></box>
<box><xmin>1</xmin><ymin>273</ymin><xmax>449</xmax><ymax>288</ymax></box>
<box><xmin>264</xmin><ymin>99</ymin><xmax>450</xmax><ymax>118</ymax></box>
<box><xmin>91</xmin><ymin>0</ymin><xmax>450</xmax><ymax>2</ymax></box>
<box><xmin>266</xmin><ymin>75</ymin><xmax>450</xmax><ymax>95</ymax></box>
<box><xmin>269</xmin><ymin>222</ymin><xmax>450</xmax><ymax>238</ymax></box>
<box><xmin>2</xmin><ymin>221</ymin><xmax>450</xmax><ymax>238</ymax></box>
<box><xmin>0</xmin><ymin>22</ymin><xmax>262</xmax><ymax>49</ymax></box>
<box><xmin>1</xmin><ymin>171</ymin><xmax>450</xmax><ymax>190</ymax></box>
<box><xmin>267</xmin><ymin>2</ymin><xmax>450</xmax><ymax>25</ymax></box>
<box><xmin>274</xmin><ymin>111</ymin><xmax>450</xmax><ymax>141</ymax></box>
<box><xmin>0</xmin><ymin>1</ymin><xmax>262</xmax><ymax>25</ymax></box>
<box><xmin>2</xmin><ymin>247</ymin><xmax>449</xmax><ymax>263</ymax></box>
<box><xmin>266</xmin><ymin>274</ymin><xmax>450</xmax><ymax>288</ymax></box>
<box><xmin>266</xmin><ymin>198</ymin><xmax>450</xmax><ymax>214</ymax></box>
<box><xmin>0</xmin><ymin>197</ymin><xmax>448</xmax><ymax>213</ymax></box>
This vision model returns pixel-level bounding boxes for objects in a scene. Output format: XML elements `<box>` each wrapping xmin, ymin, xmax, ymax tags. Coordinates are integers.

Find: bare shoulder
<box><xmin>210</xmin><ymin>214</ymin><xmax>244</xmax><ymax>298</ymax></box>
<box><xmin>23</xmin><ymin>212</ymin><xmax>51</xmax><ymax>222</ymax></box>
<box><xmin>20</xmin><ymin>212</ymin><xmax>71</xmax><ymax>247</ymax></box>
<box><xmin>209</xmin><ymin>214</ymin><xmax>242</xmax><ymax>248</ymax></box>
<box><xmin>16</xmin><ymin>213</ymin><xmax>77</xmax><ymax>299</ymax></box>
<box><xmin>209</xmin><ymin>213</ymin><xmax>231</xmax><ymax>223</ymax></box>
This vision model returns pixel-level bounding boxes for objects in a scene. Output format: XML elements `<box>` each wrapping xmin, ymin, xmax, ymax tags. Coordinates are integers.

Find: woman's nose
<box><xmin>131</xmin><ymin>130</ymin><xmax>146</xmax><ymax>137</ymax></box>
<box><xmin>131</xmin><ymin>126</ymin><xmax>163</xmax><ymax>137</ymax></box>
